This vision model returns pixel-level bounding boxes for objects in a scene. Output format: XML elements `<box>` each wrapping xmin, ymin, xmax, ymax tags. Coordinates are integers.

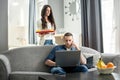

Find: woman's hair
<box><xmin>41</xmin><ymin>5</ymin><xmax>56</xmax><ymax>30</ymax></box>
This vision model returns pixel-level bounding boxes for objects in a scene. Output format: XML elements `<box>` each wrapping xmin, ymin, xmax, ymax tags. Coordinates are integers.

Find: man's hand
<box><xmin>72</xmin><ymin>42</ymin><xmax>80</xmax><ymax>50</ymax></box>
<box><xmin>45</xmin><ymin>59</ymin><xmax>56</xmax><ymax>67</ymax></box>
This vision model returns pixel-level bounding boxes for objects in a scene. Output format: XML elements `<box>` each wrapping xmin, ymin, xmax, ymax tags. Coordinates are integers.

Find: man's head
<box><xmin>63</xmin><ymin>32</ymin><xmax>74</xmax><ymax>48</ymax></box>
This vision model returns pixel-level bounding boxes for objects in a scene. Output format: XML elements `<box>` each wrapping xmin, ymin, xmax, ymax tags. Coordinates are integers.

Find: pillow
<box><xmin>85</xmin><ymin>56</ymin><xmax>94</xmax><ymax>69</ymax></box>
<box><xmin>83</xmin><ymin>53</ymin><xmax>101</xmax><ymax>67</ymax></box>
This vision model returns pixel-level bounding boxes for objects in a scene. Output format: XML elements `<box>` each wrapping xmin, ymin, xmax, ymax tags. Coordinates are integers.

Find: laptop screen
<box><xmin>55</xmin><ymin>50</ymin><xmax>80</xmax><ymax>67</ymax></box>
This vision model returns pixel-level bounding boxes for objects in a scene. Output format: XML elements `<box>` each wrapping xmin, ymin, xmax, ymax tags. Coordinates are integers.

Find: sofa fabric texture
<box><xmin>0</xmin><ymin>45</ymin><xmax>119</xmax><ymax>80</ymax></box>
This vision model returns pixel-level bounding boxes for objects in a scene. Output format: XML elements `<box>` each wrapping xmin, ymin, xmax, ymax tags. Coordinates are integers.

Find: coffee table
<box><xmin>39</xmin><ymin>70</ymin><xmax>120</xmax><ymax>80</ymax></box>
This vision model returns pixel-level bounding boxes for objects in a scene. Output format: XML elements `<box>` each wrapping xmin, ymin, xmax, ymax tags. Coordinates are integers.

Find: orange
<box><xmin>101</xmin><ymin>65</ymin><xmax>107</xmax><ymax>69</ymax></box>
<box><xmin>107</xmin><ymin>62</ymin><xmax>114</xmax><ymax>68</ymax></box>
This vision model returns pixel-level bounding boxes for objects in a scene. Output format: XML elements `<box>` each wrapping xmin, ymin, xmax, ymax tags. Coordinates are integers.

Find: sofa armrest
<box><xmin>0</xmin><ymin>55</ymin><xmax>11</xmax><ymax>80</ymax></box>
<box><xmin>112</xmin><ymin>55</ymin><xmax>120</xmax><ymax>73</ymax></box>
<box><xmin>101</xmin><ymin>53</ymin><xmax>120</xmax><ymax>73</ymax></box>
<box><xmin>101</xmin><ymin>53</ymin><xmax>118</xmax><ymax>63</ymax></box>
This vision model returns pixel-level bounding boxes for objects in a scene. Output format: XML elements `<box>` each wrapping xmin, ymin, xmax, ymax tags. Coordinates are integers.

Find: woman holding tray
<box><xmin>37</xmin><ymin>5</ymin><xmax>56</xmax><ymax>45</ymax></box>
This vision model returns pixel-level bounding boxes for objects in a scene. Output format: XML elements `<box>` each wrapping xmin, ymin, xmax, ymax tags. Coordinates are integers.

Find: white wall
<box><xmin>0</xmin><ymin>0</ymin><xmax>8</xmax><ymax>52</ymax></box>
<box><xmin>48</xmin><ymin>0</ymin><xmax>64</xmax><ymax>32</ymax></box>
<box><xmin>48</xmin><ymin>0</ymin><xmax>81</xmax><ymax>46</ymax></box>
<box><xmin>64</xmin><ymin>0</ymin><xmax>81</xmax><ymax>47</ymax></box>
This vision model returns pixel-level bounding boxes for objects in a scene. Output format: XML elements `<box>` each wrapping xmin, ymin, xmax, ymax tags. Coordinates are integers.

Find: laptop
<box><xmin>55</xmin><ymin>50</ymin><xmax>80</xmax><ymax>67</ymax></box>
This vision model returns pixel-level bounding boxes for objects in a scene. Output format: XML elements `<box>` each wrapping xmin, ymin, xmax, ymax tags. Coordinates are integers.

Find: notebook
<box><xmin>55</xmin><ymin>50</ymin><xmax>80</xmax><ymax>67</ymax></box>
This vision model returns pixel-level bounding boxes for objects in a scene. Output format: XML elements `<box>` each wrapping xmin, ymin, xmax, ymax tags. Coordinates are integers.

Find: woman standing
<box><xmin>37</xmin><ymin>5</ymin><xmax>56</xmax><ymax>45</ymax></box>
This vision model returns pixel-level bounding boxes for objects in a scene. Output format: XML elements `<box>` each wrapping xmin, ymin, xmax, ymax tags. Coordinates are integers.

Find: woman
<box><xmin>37</xmin><ymin>5</ymin><xmax>56</xmax><ymax>45</ymax></box>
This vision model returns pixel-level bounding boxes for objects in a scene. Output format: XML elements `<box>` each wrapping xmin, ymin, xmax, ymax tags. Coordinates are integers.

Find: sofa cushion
<box><xmin>85</xmin><ymin>56</ymin><xmax>94</xmax><ymax>69</ymax></box>
<box><xmin>83</xmin><ymin>52</ymin><xmax>100</xmax><ymax>67</ymax></box>
<box><xmin>81</xmin><ymin>46</ymin><xmax>101</xmax><ymax>67</ymax></box>
<box><xmin>3</xmin><ymin>46</ymin><xmax>55</xmax><ymax>72</ymax></box>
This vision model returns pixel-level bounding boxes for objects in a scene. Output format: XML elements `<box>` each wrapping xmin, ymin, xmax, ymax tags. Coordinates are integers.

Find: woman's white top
<box><xmin>37</xmin><ymin>20</ymin><xmax>55</xmax><ymax>45</ymax></box>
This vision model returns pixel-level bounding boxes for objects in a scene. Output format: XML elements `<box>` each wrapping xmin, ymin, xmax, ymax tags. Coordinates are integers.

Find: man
<box><xmin>45</xmin><ymin>32</ymin><xmax>88</xmax><ymax>75</ymax></box>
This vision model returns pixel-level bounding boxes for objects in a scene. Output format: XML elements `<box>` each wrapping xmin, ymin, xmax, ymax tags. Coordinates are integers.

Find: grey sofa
<box><xmin>0</xmin><ymin>45</ymin><xmax>119</xmax><ymax>80</ymax></box>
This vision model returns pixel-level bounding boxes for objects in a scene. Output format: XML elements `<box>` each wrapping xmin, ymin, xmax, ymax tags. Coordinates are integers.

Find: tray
<box><xmin>36</xmin><ymin>30</ymin><xmax>54</xmax><ymax>34</ymax></box>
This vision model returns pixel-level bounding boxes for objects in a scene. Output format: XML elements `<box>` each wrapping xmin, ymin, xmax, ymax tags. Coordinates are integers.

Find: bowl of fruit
<box><xmin>96</xmin><ymin>58</ymin><xmax>116</xmax><ymax>74</ymax></box>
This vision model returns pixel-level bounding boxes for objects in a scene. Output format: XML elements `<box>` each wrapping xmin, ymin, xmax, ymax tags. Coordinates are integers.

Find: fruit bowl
<box><xmin>97</xmin><ymin>66</ymin><xmax>116</xmax><ymax>74</ymax></box>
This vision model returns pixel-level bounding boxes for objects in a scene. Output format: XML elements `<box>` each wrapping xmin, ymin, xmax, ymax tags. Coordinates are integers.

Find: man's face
<box><xmin>63</xmin><ymin>36</ymin><xmax>73</xmax><ymax>48</ymax></box>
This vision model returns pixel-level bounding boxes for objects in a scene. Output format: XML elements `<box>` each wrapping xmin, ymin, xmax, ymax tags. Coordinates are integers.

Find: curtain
<box><xmin>28</xmin><ymin>0</ymin><xmax>37</xmax><ymax>44</ymax></box>
<box><xmin>81</xmin><ymin>0</ymin><xmax>103</xmax><ymax>52</ymax></box>
<box><xmin>114</xmin><ymin>0</ymin><xmax>120</xmax><ymax>53</ymax></box>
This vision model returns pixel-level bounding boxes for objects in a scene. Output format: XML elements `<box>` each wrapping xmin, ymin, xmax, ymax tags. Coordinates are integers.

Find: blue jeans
<box><xmin>44</xmin><ymin>40</ymin><xmax>53</xmax><ymax>45</ymax></box>
<box><xmin>51</xmin><ymin>65</ymin><xmax>88</xmax><ymax>75</ymax></box>
<box><xmin>51</xmin><ymin>67</ymin><xmax>66</xmax><ymax>75</ymax></box>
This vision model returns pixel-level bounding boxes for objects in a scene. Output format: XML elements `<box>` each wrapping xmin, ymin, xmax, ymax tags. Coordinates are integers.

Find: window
<box><xmin>101</xmin><ymin>0</ymin><xmax>115</xmax><ymax>53</ymax></box>
<box><xmin>8</xmin><ymin>0</ymin><xmax>47</xmax><ymax>49</ymax></box>
<box><xmin>8</xmin><ymin>0</ymin><xmax>29</xmax><ymax>48</ymax></box>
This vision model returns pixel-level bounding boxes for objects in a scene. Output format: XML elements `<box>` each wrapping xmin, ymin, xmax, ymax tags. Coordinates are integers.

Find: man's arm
<box><xmin>72</xmin><ymin>42</ymin><xmax>86</xmax><ymax>64</ymax></box>
<box><xmin>80</xmin><ymin>53</ymin><xmax>87</xmax><ymax>64</ymax></box>
<box><xmin>45</xmin><ymin>59</ymin><xmax>56</xmax><ymax>66</ymax></box>
<box><xmin>72</xmin><ymin>42</ymin><xmax>80</xmax><ymax>50</ymax></box>
<box><xmin>44</xmin><ymin>46</ymin><xmax>57</xmax><ymax>67</ymax></box>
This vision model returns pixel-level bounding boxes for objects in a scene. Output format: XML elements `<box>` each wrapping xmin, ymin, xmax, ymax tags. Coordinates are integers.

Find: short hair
<box><xmin>63</xmin><ymin>32</ymin><xmax>73</xmax><ymax>38</ymax></box>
